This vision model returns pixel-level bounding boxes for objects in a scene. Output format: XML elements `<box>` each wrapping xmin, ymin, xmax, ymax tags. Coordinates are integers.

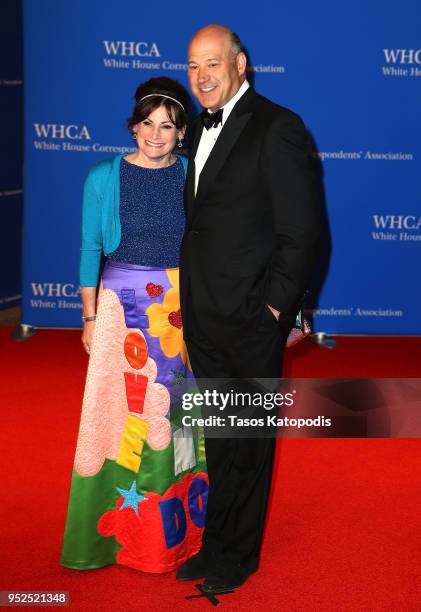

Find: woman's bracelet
<box><xmin>82</xmin><ymin>315</ymin><xmax>97</xmax><ymax>322</ymax></box>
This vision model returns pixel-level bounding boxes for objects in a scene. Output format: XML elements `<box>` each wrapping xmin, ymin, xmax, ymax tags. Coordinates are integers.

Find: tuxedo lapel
<box><xmin>192</xmin><ymin>88</ymin><xmax>255</xmax><ymax>215</ymax></box>
<box><xmin>185</xmin><ymin>120</ymin><xmax>203</xmax><ymax>222</ymax></box>
<box><xmin>190</xmin><ymin>117</ymin><xmax>203</xmax><ymax>160</ymax></box>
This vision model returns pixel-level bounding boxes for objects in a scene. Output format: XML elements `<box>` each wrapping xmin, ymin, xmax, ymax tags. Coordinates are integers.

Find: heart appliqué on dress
<box><xmin>168</xmin><ymin>309</ymin><xmax>182</xmax><ymax>329</ymax></box>
<box><xmin>146</xmin><ymin>283</ymin><xmax>164</xmax><ymax>298</ymax></box>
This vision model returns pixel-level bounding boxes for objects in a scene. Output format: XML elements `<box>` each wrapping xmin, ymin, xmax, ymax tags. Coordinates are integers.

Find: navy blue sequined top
<box><xmin>108</xmin><ymin>157</ymin><xmax>185</xmax><ymax>267</ymax></box>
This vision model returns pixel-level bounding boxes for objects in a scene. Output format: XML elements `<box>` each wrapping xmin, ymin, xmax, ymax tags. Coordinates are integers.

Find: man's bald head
<box><xmin>187</xmin><ymin>24</ymin><xmax>247</xmax><ymax>111</ymax></box>
<box><xmin>189</xmin><ymin>24</ymin><xmax>242</xmax><ymax>59</ymax></box>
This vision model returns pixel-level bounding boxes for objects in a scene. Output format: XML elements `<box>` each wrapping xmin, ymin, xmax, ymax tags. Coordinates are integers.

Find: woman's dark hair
<box><xmin>127</xmin><ymin>77</ymin><xmax>189</xmax><ymax>135</ymax></box>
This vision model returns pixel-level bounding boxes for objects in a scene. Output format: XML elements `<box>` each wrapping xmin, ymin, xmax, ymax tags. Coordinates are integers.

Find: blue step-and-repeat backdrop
<box><xmin>22</xmin><ymin>0</ymin><xmax>420</xmax><ymax>333</ymax></box>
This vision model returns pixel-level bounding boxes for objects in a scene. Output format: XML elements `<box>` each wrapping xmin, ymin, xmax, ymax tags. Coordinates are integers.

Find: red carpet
<box><xmin>0</xmin><ymin>326</ymin><xmax>420</xmax><ymax>611</ymax></box>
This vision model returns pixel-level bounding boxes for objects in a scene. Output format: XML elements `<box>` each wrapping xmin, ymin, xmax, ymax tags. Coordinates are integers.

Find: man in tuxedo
<box><xmin>177</xmin><ymin>24</ymin><xmax>321</xmax><ymax>593</ymax></box>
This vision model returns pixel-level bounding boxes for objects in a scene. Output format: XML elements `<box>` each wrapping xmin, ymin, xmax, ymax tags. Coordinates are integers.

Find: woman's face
<box><xmin>133</xmin><ymin>105</ymin><xmax>182</xmax><ymax>161</ymax></box>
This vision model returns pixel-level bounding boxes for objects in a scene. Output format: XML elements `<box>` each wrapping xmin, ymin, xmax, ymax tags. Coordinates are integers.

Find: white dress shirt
<box><xmin>194</xmin><ymin>80</ymin><xmax>250</xmax><ymax>195</ymax></box>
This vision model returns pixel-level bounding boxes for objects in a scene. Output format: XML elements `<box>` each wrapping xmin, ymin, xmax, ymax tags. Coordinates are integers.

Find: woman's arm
<box><xmin>80</xmin><ymin>165</ymin><xmax>103</xmax><ymax>353</ymax></box>
<box><xmin>80</xmin><ymin>167</ymin><xmax>103</xmax><ymax>287</ymax></box>
<box><xmin>81</xmin><ymin>286</ymin><xmax>97</xmax><ymax>353</ymax></box>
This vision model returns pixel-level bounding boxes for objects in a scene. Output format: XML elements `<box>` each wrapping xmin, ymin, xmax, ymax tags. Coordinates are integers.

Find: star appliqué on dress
<box><xmin>116</xmin><ymin>481</ymin><xmax>147</xmax><ymax>514</ymax></box>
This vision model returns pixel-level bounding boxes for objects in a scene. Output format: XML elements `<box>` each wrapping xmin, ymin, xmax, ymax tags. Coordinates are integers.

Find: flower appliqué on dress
<box><xmin>146</xmin><ymin>269</ymin><xmax>191</xmax><ymax>369</ymax></box>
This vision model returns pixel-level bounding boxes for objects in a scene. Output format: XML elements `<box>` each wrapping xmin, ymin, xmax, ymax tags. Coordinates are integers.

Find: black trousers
<box><xmin>186</xmin><ymin>304</ymin><xmax>294</xmax><ymax>572</ymax></box>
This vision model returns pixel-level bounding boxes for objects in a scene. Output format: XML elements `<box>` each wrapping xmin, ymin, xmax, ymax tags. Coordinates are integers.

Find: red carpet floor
<box><xmin>0</xmin><ymin>327</ymin><xmax>420</xmax><ymax>611</ymax></box>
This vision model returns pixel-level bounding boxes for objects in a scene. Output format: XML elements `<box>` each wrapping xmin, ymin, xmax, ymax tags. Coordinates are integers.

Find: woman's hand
<box><xmin>82</xmin><ymin>320</ymin><xmax>96</xmax><ymax>354</ymax></box>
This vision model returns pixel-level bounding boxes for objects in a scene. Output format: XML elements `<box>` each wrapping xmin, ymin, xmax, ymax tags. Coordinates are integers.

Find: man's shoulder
<box><xmin>251</xmin><ymin>92</ymin><xmax>304</xmax><ymax>126</ymax></box>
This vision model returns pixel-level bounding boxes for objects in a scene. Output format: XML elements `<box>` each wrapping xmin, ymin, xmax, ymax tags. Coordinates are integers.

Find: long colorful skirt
<box><xmin>61</xmin><ymin>261</ymin><xmax>207</xmax><ymax>573</ymax></box>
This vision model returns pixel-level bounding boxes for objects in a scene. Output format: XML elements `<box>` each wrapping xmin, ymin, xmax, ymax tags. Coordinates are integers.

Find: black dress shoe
<box><xmin>176</xmin><ymin>548</ymin><xmax>215</xmax><ymax>581</ymax></box>
<box><xmin>201</xmin><ymin>563</ymin><xmax>253</xmax><ymax>593</ymax></box>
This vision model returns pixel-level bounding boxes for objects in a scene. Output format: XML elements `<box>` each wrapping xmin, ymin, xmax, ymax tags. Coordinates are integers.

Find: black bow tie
<box><xmin>201</xmin><ymin>108</ymin><xmax>223</xmax><ymax>130</ymax></box>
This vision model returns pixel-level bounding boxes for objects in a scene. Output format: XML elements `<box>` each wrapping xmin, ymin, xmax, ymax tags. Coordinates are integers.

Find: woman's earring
<box><xmin>177</xmin><ymin>137</ymin><xmax>183</xmax><ymax>148</ymax></box>
<box><xmin>132</xmin><ymin>132</ymin><xmax>137</xmax><ymax>141</ymax></box>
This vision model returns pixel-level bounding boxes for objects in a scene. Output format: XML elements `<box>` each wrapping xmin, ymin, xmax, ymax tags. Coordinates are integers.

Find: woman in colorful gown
<box><xmin>61</xmin><ymin>77</ymin><xmax>207</xmax><ymax>574</ymax></box>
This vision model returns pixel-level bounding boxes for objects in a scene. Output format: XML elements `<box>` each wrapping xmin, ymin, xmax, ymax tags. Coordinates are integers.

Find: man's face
<box><xmin>188</xmin><ymin>30</ymin><xmax>246</xmax><ymax>111</ymax></box>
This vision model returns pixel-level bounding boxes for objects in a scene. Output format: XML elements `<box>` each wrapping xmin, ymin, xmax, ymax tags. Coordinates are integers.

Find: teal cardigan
<box><xmin>80</xmin><ymin>153</ymin><xmax>188</xmax><ymax>287</ymax></box>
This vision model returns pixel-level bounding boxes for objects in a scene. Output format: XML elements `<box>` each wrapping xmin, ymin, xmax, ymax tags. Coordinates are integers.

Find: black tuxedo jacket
<box><xmin>180</xmin><ymin>87</ymin><xmax>321</xmax><ymax>345</ymax></box>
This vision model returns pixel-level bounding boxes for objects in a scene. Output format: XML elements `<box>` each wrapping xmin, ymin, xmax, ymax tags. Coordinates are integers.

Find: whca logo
<box><xmin>103</xmin><ymin>40</ymin><xmax>160</xmax><ymax>57</ymax></box>
<box><xmin>31</xmin><ymin>283</ymin><xmax>81</xmax><ymax>297</ymax></box>
<box><xmin>373</xmin><ymin>215</ymin><xmax>421</xmax><ymax>230</ymax></box>
<box><xmin>383</xmin><ymin>49</ymin><xmax>421</xmax><ymax>64</ymax></box>
<box><xmin>33</xmin><ymin>124</ymin><xmax>91</xmax><ymax>140</ymax></box>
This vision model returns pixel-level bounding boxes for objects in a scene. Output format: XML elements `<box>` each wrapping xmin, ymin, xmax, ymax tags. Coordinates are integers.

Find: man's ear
<box><xmin>236</xmin><ymin>51</ymin><xmax>247</xmax><ymax>77</ymax></box>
